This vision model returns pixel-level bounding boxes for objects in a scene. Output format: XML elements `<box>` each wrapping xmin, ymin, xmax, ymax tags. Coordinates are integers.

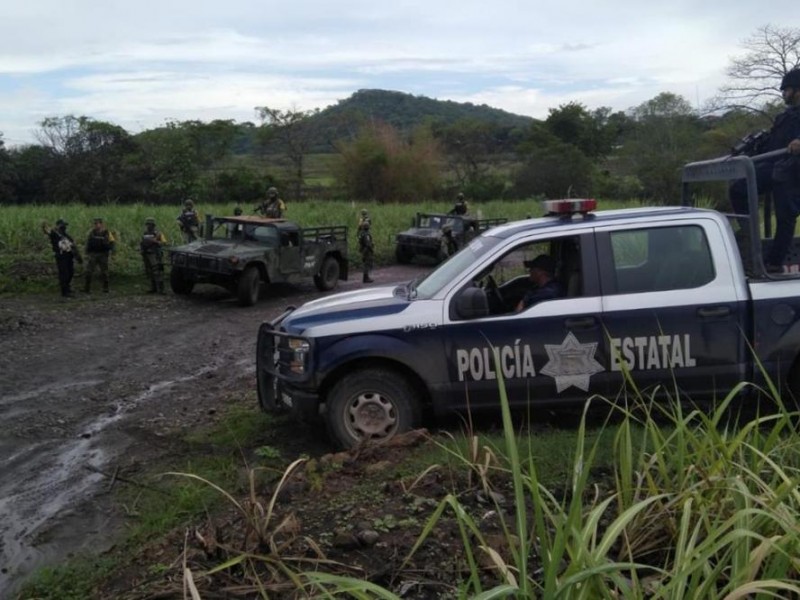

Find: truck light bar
<box><xmin>542</xmin><ymin>199</ymin><xmax>597</xmax><ymax>216</ymax></box>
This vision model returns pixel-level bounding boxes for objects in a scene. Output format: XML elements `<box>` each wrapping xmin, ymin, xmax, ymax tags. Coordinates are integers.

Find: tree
<box><xmin>0</xmin><ymin>134</ymin><xmax>16</xmax><ymax>203</ymax></box>
<box><xmin>335</xmin><ymin>122</ymin><xmax>441</xmax><ymax>202</ymax></box>
<box><xmin>545</xmin><ymin>103</ymin><xmax>624</xmax><ymax>159</ymax></box>
<box><xmin>512</xmin><ymin>124</ymin><xmax>595</xmax><ymax>199</ymax></box>
<box><xmin>35</xmin><ymin>115</ymin><xmax>137</xmax><ymax>204</ymax></box>
<box><xmin>255</xmin><ymin>106</ymin><xmax>319</xmax><ymax>200</ymax></box>
<box><xmin>618</xmin><ymin>93</ymin><xmax>705</xmax><ymax>202</ymax></box>
<box><xmin>715</xmin><ymin>24</ymin><xmax>800</xmax><ymax>111</ymax></box>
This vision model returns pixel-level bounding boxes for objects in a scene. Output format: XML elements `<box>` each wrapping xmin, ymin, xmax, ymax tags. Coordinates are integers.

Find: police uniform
<box><xmin>140</xmin><ymin>219</ymin><xmax>168</xmax><ymax>294</ymax></box>
<box><xmin>44</xmin><ymin>219</ymin><xmax>82</xmax><ymax>297</ymax></box>
<box><xmin>517</xmin><ymin>255</ymin><xmax>565</xmax><ymax>310</ymax></box>
<box><xmin>358</xmin><ymin>221</ymin><xmax>374</xmax><ymax>283</ymax></box>
<box><xmin>730</xmin><ymin>70</ymin><xmax>800</xmax><ymax>270</ymax></box>
<box><xmin>84</xmin><ymin>218</ymin><xmax>115</xmax><ymax>293</ymax></box>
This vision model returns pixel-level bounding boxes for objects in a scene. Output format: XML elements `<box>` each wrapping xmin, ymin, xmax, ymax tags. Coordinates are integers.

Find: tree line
<box><xmin>0</xmin><ymin>24</ymin><xmax>796</xmax><ymax>209</ymax></box>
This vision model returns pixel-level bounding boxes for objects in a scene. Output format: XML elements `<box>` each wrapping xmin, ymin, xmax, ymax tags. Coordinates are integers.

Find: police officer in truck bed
<box><xmin>730</xmin><ymin>68</ymin><xmax>800</xmax><ymax>273</ymax></box>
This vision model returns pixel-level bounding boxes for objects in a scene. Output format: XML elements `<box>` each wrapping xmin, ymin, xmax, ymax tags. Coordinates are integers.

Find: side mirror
<box><xmin>455</xmin><ymin>286</ymin><xmax>489</xmax><ymax>319</ymax></box>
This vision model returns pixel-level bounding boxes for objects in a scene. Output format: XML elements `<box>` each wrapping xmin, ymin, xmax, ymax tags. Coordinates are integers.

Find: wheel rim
<box><xmin>345</xmin><ymin>392</ymin><xmax>398</xmax><ymax>439</ymax></box>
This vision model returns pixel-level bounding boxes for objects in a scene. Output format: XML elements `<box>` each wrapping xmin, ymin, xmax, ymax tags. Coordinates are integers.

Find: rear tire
<box><xmin>326</xmin><ymin>368</ymin><xmax>420</xmax><ymax>449</ymax></box>
<box><xmin>170</xmin><ymin>268</ymin><xmax>194</xmax><ymax>295</ymax></box>
<box><xmin>314</xmin><ymin>256</ymin><xmax>340</xmax><ymax>291</ymax></box>
<box><xmin>237</xmin><ymin>266</ymin><xmax>261</xmax><ymax>306</ymax></box>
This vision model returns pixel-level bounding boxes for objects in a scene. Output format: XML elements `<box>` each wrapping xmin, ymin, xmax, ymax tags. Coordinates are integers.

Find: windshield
<box><xmin>413</xmin><ymin>235</ymin><xmax>502</xmax><ymax>299</ymax></box>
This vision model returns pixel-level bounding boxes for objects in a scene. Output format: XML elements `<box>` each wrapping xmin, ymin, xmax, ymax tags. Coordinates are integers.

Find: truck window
<box><xmin>610</xmin><ymin>225</ymin><xmax>715</xmax><ymax>293</ymax></box>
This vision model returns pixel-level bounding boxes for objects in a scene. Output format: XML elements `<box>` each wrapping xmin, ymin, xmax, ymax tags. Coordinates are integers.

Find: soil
<box><xmin>0</xmin><ymin>264</ymin><xmax>437</xmax><ymax>598</ymax></box>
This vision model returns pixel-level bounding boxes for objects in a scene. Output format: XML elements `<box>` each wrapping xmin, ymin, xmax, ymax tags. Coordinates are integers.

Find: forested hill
<box><xmin>285</xmin><ymin>89</ymin><xmax>536</xmax><ymax>152</ymax></box>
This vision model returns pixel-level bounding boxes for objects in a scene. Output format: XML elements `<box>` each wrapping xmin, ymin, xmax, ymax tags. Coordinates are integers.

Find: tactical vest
<box><xmin>87</xmin><ymin>229</ymin><xmax>112</xmax><ymax>253</ymax></box>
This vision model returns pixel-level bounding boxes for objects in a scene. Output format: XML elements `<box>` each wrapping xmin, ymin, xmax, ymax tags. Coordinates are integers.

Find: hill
<box><xmin>242</xmin><ymin>89</ymin><xmax>536</xmax><ymax>153</ymax></box>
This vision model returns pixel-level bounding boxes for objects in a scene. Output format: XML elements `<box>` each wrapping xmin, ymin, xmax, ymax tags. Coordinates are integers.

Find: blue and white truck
<box><xmin>257</xmin><ymin>152</ymin><xmax>800</xmax><ymax>448</ymax></box>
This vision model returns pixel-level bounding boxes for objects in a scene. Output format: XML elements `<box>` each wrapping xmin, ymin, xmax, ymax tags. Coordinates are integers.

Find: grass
<box><xmin>0</xmin><ymin>198</ymin><xmax>646</xmax><ymax>296</ymax></box>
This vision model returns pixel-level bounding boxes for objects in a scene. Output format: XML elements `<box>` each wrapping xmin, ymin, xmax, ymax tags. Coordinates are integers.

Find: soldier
<box><xmin>42</xmin><ymin>218</ymin><xmax>83</xmax><ymax>297</ymax></box>
<box><xmin>730</xmin><ymin>68</ymin><xmax>800</xmax><ymax>272</ymax></box>
<box><xmin>448</xmin><ymin>192</ymin><xmax>469</xmax><ymax>216</ymax></box>
<box><xmin>440</xmin><ymin>223</ymin><xmax>458</xmax><ymax>258</ymax></box>
<box><xmin>176</xmin><ymin>198</ymin><xmax>200</xmax><ymax>242</ymax></box>
<box><xmin>358</xmin><ymin>219</ymin><xmax>375</xmax><ymax>283</ymax></box>
<box><xmin>256</xmin><ymin>186</ymin><xmax>286</xmax><ymax>218</ymax></box>
<box><xmin>140</xmin><ymin>217</ymin><xmax>168</xmax><ymax>294</ymax></box>
<box><xmin>84</xmin><ymin>217</ymin><xmax>115</xmax><ymax>293</ymax></box>
<box><xmin>358</xmin><ymin>208</ymin><xmax>371</xmax><ymax>229</ymax></box>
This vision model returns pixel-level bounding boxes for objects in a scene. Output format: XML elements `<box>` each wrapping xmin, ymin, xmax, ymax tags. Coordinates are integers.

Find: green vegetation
<box><xmin>1</xmin><ymin>199</ymin><xmax>648</xmax><ymax>296</ymax></box>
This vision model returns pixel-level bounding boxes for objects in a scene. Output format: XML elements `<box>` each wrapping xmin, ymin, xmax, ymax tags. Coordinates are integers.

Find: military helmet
<box><xmin>233</xmin><ymin>206</ymin><xmax>243</xmax><ymax>216</ymax></box>
<box><xmin>184</xmin><ymin>198</ymin><xmax>194</xmax><ymax>208</ymax></box>
<box><xmin>145</xmin><ymin>217</ymin><xmax>156</xmax><ymax>225</ymax></box>
<box><xmin>360</xmin><ymin>208</ymin><xmax>368</xmax><ymax>216</ymax></box>
<box><xmin>267</xmin><ymin>186</ymin><xmax>278</xmax><ymax>197</ymax></box>
<box><xmin>93</xmin><ymin>217</ymin><xmax>104</xmax><ymax>223</ymax></box>
<box><xmin>457</xmin><ymin>193</ymin><xmax>465</xmax><ymax>200</ymax></box>
<box><xmin>780</xmin><ymin>68</ymin><xmax>800</xmax><ymax>90</ymax></box>
<box><xmin>56</xmin><ymin>218</ymin><xmax>68</xmax><ymax>227</ymax></box>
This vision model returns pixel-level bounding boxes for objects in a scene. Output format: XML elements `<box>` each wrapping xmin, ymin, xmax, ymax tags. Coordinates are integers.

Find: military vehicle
<box><xmin>169</xmin><ymin>215</ymin><xmax>348</xmax><ymax>306</ymax></box>
<box><xmin>394</xmin><ymin>212</ymin><xmax>508</xmax><ymax>264</ymax></box>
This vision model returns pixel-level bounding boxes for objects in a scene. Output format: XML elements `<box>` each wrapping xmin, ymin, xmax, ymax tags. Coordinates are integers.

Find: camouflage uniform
<box><xmin>358</xmin><ymin>220</ymin><xmax>375</xmax><ymax>283</ymax></box>
<box><xmin>256</xmin><ymin>187</ymin><xmax>286</xmax><ymax>218</ymax></box>
<box><xmin>449</xmin><ymin>193</ymin><xmax>469</xmax><ymax>216</ymax></box>
<box><xmin>84</xmin><ymin>218</ymin><xmax>115</xmax><ymax>293</ymax></box>
<box><xmin>440</xmin><ymin>224</ymin><xmax>458</xmax><ymax>259</ymax></box>
<box><xmin>140</xmin><ymin>218</ymin><xmax>168</xmax><ymax>294</ymax></box>
<box><xmin>177</xmin><ymin>199</ymin><xmax>200</xmax><ymax>243</ymax></box>
<box><xmin>43</xmin><ymin>219</ymin><xmax>83</xmax><ymax>297</ymax></box>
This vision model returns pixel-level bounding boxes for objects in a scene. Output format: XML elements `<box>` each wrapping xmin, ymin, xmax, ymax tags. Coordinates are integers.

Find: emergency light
<box><xmin>542</xmin><ymin>198</ymin><xmax>597</xmax><ymax>217</ymax></box>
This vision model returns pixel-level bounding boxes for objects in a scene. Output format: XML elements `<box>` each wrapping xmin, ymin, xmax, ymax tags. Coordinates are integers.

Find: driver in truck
<box><xmin>515</xmin><ymin>254</ymin><xmax>564</xmax><ymax>312</ymax></box>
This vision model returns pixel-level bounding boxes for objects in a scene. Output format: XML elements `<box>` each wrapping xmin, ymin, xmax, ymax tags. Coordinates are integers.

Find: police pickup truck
<box><xmin>257</xmin><ymin>152</ymin><xmax>800</xmax><ymax>448</ymax></box>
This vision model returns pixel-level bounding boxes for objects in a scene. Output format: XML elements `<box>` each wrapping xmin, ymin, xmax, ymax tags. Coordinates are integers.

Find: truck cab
<box><xmin>257</xmin><ymin>156</ymin><xmax>800</xmax><ymax>448</ymax></box>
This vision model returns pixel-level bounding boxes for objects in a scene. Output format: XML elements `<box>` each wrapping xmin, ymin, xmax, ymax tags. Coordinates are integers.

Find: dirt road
<box><xmin>0</xmin><ymin>264</ymin><xmax>428</xmax><ymax>596</ymax></box>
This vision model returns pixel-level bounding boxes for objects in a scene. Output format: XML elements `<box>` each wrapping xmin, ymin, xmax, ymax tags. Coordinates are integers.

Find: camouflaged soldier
<box><xmin>176</xmin><ymin>199</ymin><xmax>200</xmax><ymax>243</ymax></box>
<box><xmin>440</xmin><ymin>223</ymin><xmax>458</xmax><ymax>259</ymax></box>
<box><xmin>358</xmin><ymin>208</ymin><xmax>371</xmax><ymax>229</ymax></box>
<box><xmin>42</xmin><ymin>218</ymin><xmax>83</xmax><ymax>297</ymax></box>
<box><xmin>256</xmin><ymin>186</ymin><xmax>286</xmax><ymax>218</ymax></box>
<box><xmin>449</xmin><ymin>192</ymin><xmax>469</xmax><ymax>216</ymax></box>
<box><xmin>84</xmin><ymin>217</ymin><xmax>115</xmax><ymax>293</ymax></box>
<box><xmin>140</xmin><ymin>217</ymin><xmax>168</xmax><ymax>294</ymax></box>
<box><xmin>358</xmin><ymin>218</ymin><xmax>375</xmax><ymax>283</ymax></box>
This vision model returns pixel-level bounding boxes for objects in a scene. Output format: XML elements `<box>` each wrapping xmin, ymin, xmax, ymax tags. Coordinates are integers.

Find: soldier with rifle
<box><xmin>176</xmin><ymin>199</ymin><xmax>200</xmax><ymax>243</ymax></box>
<box><xmin>140</xmin><ymin>217</ymin><xmax>168</xmax><ymax>294</ymax></box>
<box><xmin>42</xmin><ymin>218</ymin><xmax>83</xmax><ymax>298</ymax></box>
<box><xmin>730</xmin><ymin>68</ymin><xmax>800</xmax><ymax>272</ymax></box>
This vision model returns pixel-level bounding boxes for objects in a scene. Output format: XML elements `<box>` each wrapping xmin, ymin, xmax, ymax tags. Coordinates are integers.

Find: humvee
<box><xmin>394</xmin><ymin>212</ymin><xmax>508</xmax><ymax>264</ymax></box>
<box><xmin>169</xmin><ymin>215</ymin><xmax>348</xmax><ymax>306</ymax></box>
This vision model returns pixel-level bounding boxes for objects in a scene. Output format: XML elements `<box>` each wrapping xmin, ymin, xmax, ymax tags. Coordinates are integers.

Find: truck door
<box><xmin>442</xmin><ymin>232</ymin><xmax>610</xmax><ymax>413</ymax></box>
<box><xmin>597</xmin><ymin>220</ymin><xmax>748</xmax><ymax>402</ymax></box>
<box><xmin>278</xmin><ymin>228</ymin><xmax>303</xmax><ymax>273</ymax></box>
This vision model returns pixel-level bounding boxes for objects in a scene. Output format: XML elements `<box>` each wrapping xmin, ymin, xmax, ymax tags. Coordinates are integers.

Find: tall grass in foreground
<box><xmin>305</xmin><ymin>361</ymin><xmax>800</xmax><ymax>598</ymax></box>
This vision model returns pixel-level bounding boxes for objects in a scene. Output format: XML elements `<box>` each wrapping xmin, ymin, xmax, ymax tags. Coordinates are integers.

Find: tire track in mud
<box><xmin>0</xmin><ymin>264</ymin><xmax>429</xmax><ymax>596</ymax></box>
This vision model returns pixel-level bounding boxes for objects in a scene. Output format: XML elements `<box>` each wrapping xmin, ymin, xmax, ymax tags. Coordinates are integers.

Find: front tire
<box><xmin>237</xmin><ymin>266</ymin><xmax>261</xmax><ymax>306</ymax></box>
<box><xmin>170</xmin><ymin>268</ymin><xmax>194</xmax><ymax>295</ymax></box>
<box><xmin>326</xmin><ymin>368</ymin><xmax>421</xmax><ymax>449</ymax></box>
<box><xmin>314</xmin><ymin>256</ymin><xmax>340</xmax><ymax>291</ymax></box>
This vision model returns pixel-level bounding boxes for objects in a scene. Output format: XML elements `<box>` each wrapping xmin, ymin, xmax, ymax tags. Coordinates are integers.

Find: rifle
<box><xmin>730</xmin><ymin>129</ymin><xmax>770</xmax><ymax>157</ymax></box>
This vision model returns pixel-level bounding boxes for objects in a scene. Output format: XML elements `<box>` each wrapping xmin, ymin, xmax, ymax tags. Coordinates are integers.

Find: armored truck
<box><xmin>169</xmin><ymin>215</ymin><xmax>348</xmax><ymax>306</ymax></box>
<box><xmin>394</xmin><ymin>212</ymin><xmax>508</xmax><ymax>264</ymax></box>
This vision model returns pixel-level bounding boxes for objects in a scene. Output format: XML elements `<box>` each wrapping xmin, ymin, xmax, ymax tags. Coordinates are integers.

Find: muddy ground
<box><xmin>0</xmin><ymin>264</ymin><xmax>430</xmax><ymax>597</ymax></box>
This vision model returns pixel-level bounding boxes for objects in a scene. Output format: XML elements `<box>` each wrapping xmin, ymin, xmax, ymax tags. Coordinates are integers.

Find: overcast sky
<box><xmin>0</xmin><ymin>1</ymin><xmax>795</xmax><ymax>146</ymax></box>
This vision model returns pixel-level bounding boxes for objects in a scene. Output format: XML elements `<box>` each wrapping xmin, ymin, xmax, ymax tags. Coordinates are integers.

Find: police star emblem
<box><xmin>540</xmin><ymin>332</ymin><xmax>604</xmax><ymax>393</ymax></box>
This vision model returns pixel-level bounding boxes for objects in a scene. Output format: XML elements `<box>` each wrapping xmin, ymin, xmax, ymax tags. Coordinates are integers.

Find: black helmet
<box><xmin>780</xmin><ymin>69</ymin><xmax>800</xmax><ymax>90</ymax></box>
<box><xmin>56</xmin><ymin>218</ymin><xmax>68</xmax><ymax>227</ymax></box>
<box><xmin>233</xmin><ymin>206</ymin><xmax>243</xmax><ymax>216</ymax></box>
<box><xmin>457</xmin><ymin>193</ymin><xmax>465</xmax><ymax>201</ymax></box>
<box><xmin>145</xmin><ymin>217</ymin><xmax>156</xmax><ymax>225</ymax></box>
<box><xmin>268</xmin><ymin>186</ymin><xmax>278</xmax><ymax>198</ymax></box>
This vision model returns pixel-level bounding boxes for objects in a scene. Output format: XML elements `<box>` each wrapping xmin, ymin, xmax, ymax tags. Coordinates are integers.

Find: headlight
<box><xmin>288</xmin><ymin>338</ymin><xmax>310</xmax><ymax>374</ymax></box>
